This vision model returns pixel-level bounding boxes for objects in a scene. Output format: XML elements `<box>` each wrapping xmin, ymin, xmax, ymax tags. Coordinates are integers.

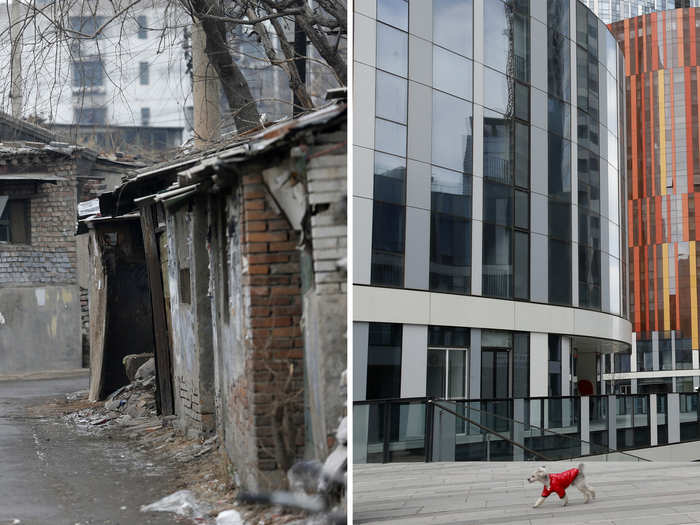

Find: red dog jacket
<box><xmin>541</xmin><ymin>468</ymin><xmax>579</xmax><ymax>499</ymax></box>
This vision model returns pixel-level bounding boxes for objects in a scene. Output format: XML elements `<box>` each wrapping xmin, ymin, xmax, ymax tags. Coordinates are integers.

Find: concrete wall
<box><xmin>0</xmin><ymin>172</ymin><xmax>81</xmax><ymax>373</ymax></box>
<box><xmin>0</xmin><ymin>284</ymin><xmax>80</xmax><ymax>372</ymax></box>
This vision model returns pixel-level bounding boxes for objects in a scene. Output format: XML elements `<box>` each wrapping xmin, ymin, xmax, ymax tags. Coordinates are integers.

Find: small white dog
<box><xmin>527</xmin><ymin>463</ymin><xmax>596</xmax><ymax>508</ymax></box>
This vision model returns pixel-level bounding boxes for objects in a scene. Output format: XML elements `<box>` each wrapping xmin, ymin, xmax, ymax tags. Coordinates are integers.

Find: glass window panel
<box><xmin>548</xmin><ymin>30</ymin><xmax>570</xmax><ymax>102</ymax></box>
<box><xmin>428</xmin><ymin>326</ymin><xmax>470</xmax><ymax>347</ymax></box>
<box><xmin>514</xmin><ymin>189</ymin><xmax>528</xmax><ymax>229</ymax></box>
<box><xmin>483</xmin><ymin>67</ymin><xmax>510</xmax><ymax>115</ymax></box>
<box><xmin>448</xmin><ymin>351</ymin><xmax>466</xmax><ymax>398</ymax></box>
<box><xmin>609</xmin><ymin>221</ymin><xmax>619</xmax><ymax>258</ymax></box>
<box><xmin>495</xmin><ymin>351</ymin><xmax>509</xmax><ymax>398</ymax></box>
<box><xmin>513</xmin><ymin>0</ymin><xmax>528</xmax><ymax>16</ymax></box>
<box><xmin>482</xmin><ymin>330</ymin><xmax>512</xmax><ymax>348</ymax></box>
<box><xmin>587</xmin><ymin>11</ymin><xmax>598</xmax><ymax>58</ymax></box>
<box><xmin>481</xmin><ymin>351</ymin><xmax>494</xmax><ymax>398</ymax></box>
<box><xmin>548</xmin><ymin>96</ymin><xmax>570</xmax><ymax>139</ymax></box>
<box><xmin>483</xmin><ymin>109</ymin><xmax>512</xmax><ymax>184</ymax></box>
<box><xmin>372</xmin><ymin>201</ymin><xmax>405</xmax><ymax>253</ymax></box>
<box><xmin>374</xmin><ymin>152</ymin><xmax>406</xmax><ymax>205</ymax></box>
<box><xmin>615</xmin><ymin>353</ymin><xmax>631</xmax><ymax>373</ymax></box>
<box><xmin>484</xmin><ymin>181</ymin><xmax>512</xmax><ymax>226</ymax></box>
<box><xmin>513</xmin><ymin>13</ymin><xmax>530</xmax><ymax>83</ymax></box>
<box><xmin>609</xmin><ymin>256</ymin><xmax>620</xmax><ymax>315</ymax></box>
<box><xmin>430</xmin><ymin>214</ymin><xmax>471</xmax><ymax>294</ymax></box>
<box><xmin>607</xmin><ymin>71</ymin><xmax>617</xmax><ymax>137</ymax></box>
<box><xmin>608</xmin><ymin>130</ymin><xmax>617</xmax><ymax>171</ymax></box>
<box><xmin>377</xmin><ymin>22</ymin><xmax>408</xmax><ymax>77</ymax></box>
<box><xmin>549</xmin><ymin>238</ymin><xmax>571</xmax><ymax>305</ymax></box>
<box><xmin>433</xmin><ymin>0</ymin><xmax>473</xmax><ymax>58</ymax></box>
<box><xmin>576</xmin><ymin>2</ymin><xmax>587</xmax><ymax>46</ymax></box>
<box><xmin>371</xmin><ymin>251</ymin><xmax>403</xmax><ymax>287</ymax></box>
<box><xmin>548</xmin><ymin>133</ymin><xmax>571</xmax><ymax>201</ymax></box>
<box><xmin>367</xmin><ymin>323</ymin><xmax>403</xmax><ymax>399</ymax></box>
<box><xmin>513</xmin><ymin>333</ymin><xmax>529</xmax><ymax>397</ymax></box>
<box><xmin>660</xmin><ymin>339</ymin><xmax>672</xmax><ymax>371</ymax></box>
<box><xmin>588</xmin><ymin>52</ymin><xmax>599</xmax><ymax>120</ymax></box>
<box><xmin>433</xmin><ymin>46</ymin><xmax>473</xmax><ymax>100</ymax></box>
<box><xmin>376</xmin><ymin>70</ymin><xmax>407</xmax><ymax>124</ymax></box>
<box><xmin>514</xmin><ymin>231</ymin><xmax>529</xmax><ymax>299</ymax></box>
<box><xmin>676</xmin><ymin>338</ymin><xmax>693</xmax><ymax>370</ymax></box>
<box><xmin>606</xmin><ymin>32</ymin><xmax>617</xmax><ymax>75</ymax></box>
<box><xmin>431</xmin><ymin>167</ymin><xmax>472</xmax><ymax>217</ymax></box>
<box><xmin>375</xmin><ymin>118</ymin><xmax>406</xmax><ymax>157</ymax></box>
<box><xmin>549</xmin><ymin>199</ymin><xmax>571</xmax><ymax>241</ymax></box>
<box><xmin>377</xmin><ymin>0</ymin><xmax>408</xmax><ymax>31</ymax></box>
<box><xmin>608</xmin><ymin>167</ymin><xmax>619</xmax><ymax>223</ymax></box>
<box><xmin>432</xmin><ymin>91</ymin><xmax>473</xmax><ymax>172</ymax></box>
<box><xmin>547</xmin><ymin>0</ymin><xmax>569</xmax><ymax>37</ymax></box>
<box><xmin>579</xmin><ymin>245</ymin><xmax>601</xmax><ymax>309</ymax></box>
<box><xmin>427</xmin><ymin>349</ymin><xmax>447</xmax><ymax>397</ymax></box>
<box><xmin>576</xmin><ymin>46</ymin><xmax>588</xmax><ymax>112</ymax></box>
<box><xmin>483</xmin><ymin>0</ymin><xmax>510</xmax><ymax>74</ymax></box>
<box><xmin>578</xmin><ymin>210</ymin><xmax>601</xmax><ymax>249</ymax></box>
<box><xmin>515</xmin><ymin>82</ymin><xmax>529</xmax><ymax>121</ymax></box>
<box><xmin>483</xmin><ymin>223</ymin><xmax>512</xmax><ymax>298</ymax></box>
<box><xmin>514</xmin><ymin>121</ymin><xmax>529</xmax><ymax>188</ymax></box>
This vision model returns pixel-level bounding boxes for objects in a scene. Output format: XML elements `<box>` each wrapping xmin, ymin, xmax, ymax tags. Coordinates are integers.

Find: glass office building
<box><xmin>353</xmin><ymin>0</ymin><xmax>631</xmax><ymax>421</ymax></box>
<box><xmin>581</xmin><ymin>0</ymin><xmax>698</xmax><ymax>23</ymax></box>
<box><xmin>608</xmin><ymin>8</ymin><xmax>700</xmax><ymax>393</ymax></box>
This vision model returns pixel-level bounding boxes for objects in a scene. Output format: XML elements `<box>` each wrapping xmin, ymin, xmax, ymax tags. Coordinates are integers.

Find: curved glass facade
<box><xmin>358</xmin><ymin>0</ymin><xmax>628</xmax><ymax>316</ymax></box>
<box><xmin>611</xmin><ymin>8</ymin><xmax>700</xmax><ymax>390</ymax></box>
<box><xmin>353</xmin><ymin>0</ymin><xmax>630</xmax><ymax>410</ymax></box>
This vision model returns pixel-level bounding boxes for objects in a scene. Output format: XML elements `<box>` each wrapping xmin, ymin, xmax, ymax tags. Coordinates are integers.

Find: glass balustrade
<box><xmin>353</xmin><ymin>393</ymin><xmax>700</xmax><ymax>464</ymax></box>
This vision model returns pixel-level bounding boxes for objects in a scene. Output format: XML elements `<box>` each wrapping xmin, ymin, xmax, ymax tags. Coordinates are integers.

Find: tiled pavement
<box><xmin>353</xmin><ymin>461</ymin><xmax>700</xmax><ymax>524</ymax></box>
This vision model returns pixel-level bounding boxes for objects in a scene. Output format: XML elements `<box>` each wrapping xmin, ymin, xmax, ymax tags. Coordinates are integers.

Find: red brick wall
<box><xmin>240</xmin><ymin>171</ymin><xmax>305</xmax><ymax>477</ymax></box>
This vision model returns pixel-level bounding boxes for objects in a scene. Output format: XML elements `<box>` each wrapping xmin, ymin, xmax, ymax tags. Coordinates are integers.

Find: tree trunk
<box><xmin>189</xmin><ymin>0</ymin><xmax>261</xmax><ymax>133</ymax></box>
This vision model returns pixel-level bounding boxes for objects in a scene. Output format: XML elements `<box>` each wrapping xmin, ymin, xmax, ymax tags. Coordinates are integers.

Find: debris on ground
<box><xmin>216</xmin><ymin>509</ymin><xmax>243</xmax><ymax>525</ymax></box>
<box><xmin>140</xmin><ymin>489</ymin><xmax>210</xmax><ymax>519</ymax></box>
<box><xmin>29</xmin><ymin>377</ymin><xmax>309</xmax><ymax>524</ymax></box>
<box><xmin>134</xmin><ymin>357</ymin><xmax>156</xmax><ymax>381</ymax></box>
<box><xmin>122</xmin><ymin>353</ymin><xmax>154</xmax><ymax>381</ymax></box>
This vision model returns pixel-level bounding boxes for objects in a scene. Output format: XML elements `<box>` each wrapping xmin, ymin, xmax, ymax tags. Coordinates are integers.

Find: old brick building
<box><xmin>90</xmin><ymin>100</ymin><xmax>347</xmax><ymax>489</ymax></box>
<box><xmin>0</xmin><ymin>144</ymin><xmax>81</xmax><ymax>372</ymax></box>
<box><xmin>0</xmin><ymin>113</ymin><xmax>138</xmax><ymax>374</ymax></box>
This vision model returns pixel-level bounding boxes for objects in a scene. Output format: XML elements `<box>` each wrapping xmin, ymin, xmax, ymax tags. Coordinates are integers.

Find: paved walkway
<box><xmin>354</xmin><ymin>461</ymin><xmax>700</xmax><ymax>524</ymax></box>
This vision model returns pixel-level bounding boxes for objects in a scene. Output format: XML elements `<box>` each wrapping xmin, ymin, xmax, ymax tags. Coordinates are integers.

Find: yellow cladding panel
<box><xmin>663</xmin><ymin>243</ymin><xmax>670</xmax><ymax>331</ymax></box>
<box><xmin>658</xmin><ymin>70</ymin><xmax>667</xmax><ymax>196</ymax></box>
<box><xmin>691</xmin><ymin>242</ymin><xmax>698</xmax><ymax>350</ymax></box>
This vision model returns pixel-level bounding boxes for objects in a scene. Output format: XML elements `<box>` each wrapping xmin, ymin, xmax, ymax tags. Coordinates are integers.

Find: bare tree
<box><xmin>0</xmin><ymin>0</ymin><xmax>346</xmax><ymax>141</ymax></box>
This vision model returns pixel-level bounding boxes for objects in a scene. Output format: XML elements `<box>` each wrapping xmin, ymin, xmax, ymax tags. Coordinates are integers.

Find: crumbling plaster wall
<box><xmin>0</xmin><ymin>176</ymin><xmax>80</xmax><ymax>373</ymax></box>
<box><xmin>207</xmin><ymin>188</ymin><xmax>255</xmax><ymax>488</ymax></box>
<box><xmin>303</xmin><ymin>149</ymin><xmax>347</xmax><ymax>459</ymax></box>
<box><xmin>166</xmin><ymin>199</ymin><xmax>215</xmax><ymax>437</ymax></box>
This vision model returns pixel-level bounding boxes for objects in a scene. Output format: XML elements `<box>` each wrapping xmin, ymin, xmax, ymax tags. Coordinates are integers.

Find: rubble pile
<box><xmin>51</xmin><ymin>358</ymin><xmax>323</xmax><ymax>524</ymax></box>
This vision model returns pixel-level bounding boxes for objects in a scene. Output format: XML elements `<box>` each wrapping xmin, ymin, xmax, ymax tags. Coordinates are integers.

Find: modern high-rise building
<box><xmin>606</xmin><ymin>8</ymin><xmax>700</xmax><ymax>393</ymax></box>
<box><xmin>581</xmin><ymin>0</ymin><xmax>699</xmax><ymax>23</ymax></box>
<box><xmin>353</xmin><ymin>0</ymin><xmax>630</xmax><ymax>461</ymax></box>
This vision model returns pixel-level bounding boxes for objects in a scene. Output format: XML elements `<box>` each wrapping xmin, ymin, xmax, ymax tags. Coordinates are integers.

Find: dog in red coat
<box><xmin>527</xmin><ymin>463</ymin><xmax>596</xmax><ymax>508</ymax></box>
